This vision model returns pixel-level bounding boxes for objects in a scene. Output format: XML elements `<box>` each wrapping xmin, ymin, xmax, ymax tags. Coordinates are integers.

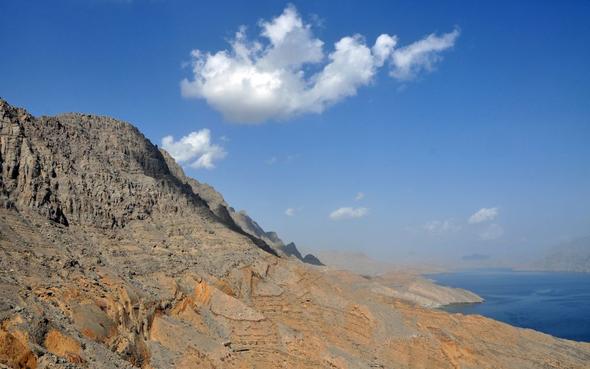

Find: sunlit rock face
<box><xmin>1</xmin><ymin>99</ymin><xmax>589</xmax><ymax>369</ymax></box>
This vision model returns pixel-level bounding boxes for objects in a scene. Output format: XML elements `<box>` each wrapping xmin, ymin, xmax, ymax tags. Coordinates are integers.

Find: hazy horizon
<box><xmin>1</xmin><ymin>0</ymin><xmax>589</xmax><ymax>266</ymax></box>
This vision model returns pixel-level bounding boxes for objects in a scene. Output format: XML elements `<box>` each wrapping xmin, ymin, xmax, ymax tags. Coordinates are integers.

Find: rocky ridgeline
<box><xmin>160</xmin><ymin>147</ymin><xmax>322</xmax><ymax>264</ymax></box>
<box><xmin>1</xmin><ymin>99</ymin><xmax>589</xmax><ymax>369</ymax></box>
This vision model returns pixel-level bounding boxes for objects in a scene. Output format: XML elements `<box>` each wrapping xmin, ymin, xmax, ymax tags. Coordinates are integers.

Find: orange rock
<box><xmin>44</xmin><ymin>329</ymin><xmax>85</xmax><ymax>364</ymax></box>
<box><xmin>0</xmin><ymin>328</ymin><xmax>37</xmax><ymax>369</ymax></box>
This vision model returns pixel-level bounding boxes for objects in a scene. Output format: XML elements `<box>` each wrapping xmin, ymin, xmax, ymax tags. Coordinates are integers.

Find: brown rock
<box><xmin>43</xmin><ymin>329</ymin><xmax>84</xmax><ymax>364</ymax></box>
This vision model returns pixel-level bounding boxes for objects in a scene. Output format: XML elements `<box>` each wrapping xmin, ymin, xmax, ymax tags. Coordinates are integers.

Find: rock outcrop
<box><xmin>1</xmin><ymin>99</ymin><xmax>589</xmax><ymax>369</ymax></box>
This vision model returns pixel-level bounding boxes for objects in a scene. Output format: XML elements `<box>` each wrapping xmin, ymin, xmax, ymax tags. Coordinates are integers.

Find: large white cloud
<box><xmin>181</xmin><ymin>5</ymin><xmax>459</xmax><ymax>123</ymax></box>
<box><xmin>329</xmin><ymin>207</ymin><xmax>368</xmax><ymax>220</ymax></box>
<box><xmin>468</xmin><ymin>207</ymin><xmax>499</xmax><ymax>224</ymax></box>
<box><xmin>161</xmin><ymin>129</ymin><xmax>226</xmax><ymax>169</ymax></box>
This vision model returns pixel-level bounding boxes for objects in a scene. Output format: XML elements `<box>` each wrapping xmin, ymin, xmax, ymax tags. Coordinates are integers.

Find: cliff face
<box><xmin>0</xmin><ymin>100</ymin><xmax>219</xmax><ymax>230</ymax></box>
<box><xmin>1</xmin><ymin>99</ymin><xmax>589</xmax><ymax>369</ymax></box>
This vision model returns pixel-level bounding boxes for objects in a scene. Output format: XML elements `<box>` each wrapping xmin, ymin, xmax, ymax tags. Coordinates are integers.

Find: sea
<box><xmin>428</xmin><ymin>270</ymin><xmax>590</xmax><ymax>342</ymax></box>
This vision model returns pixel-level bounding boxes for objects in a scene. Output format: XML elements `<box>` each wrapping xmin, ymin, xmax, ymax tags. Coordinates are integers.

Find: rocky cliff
<box><xmin>1</xmin><ymin>99</ymin><xmax>589</xmax><ymax>369</ymax></box>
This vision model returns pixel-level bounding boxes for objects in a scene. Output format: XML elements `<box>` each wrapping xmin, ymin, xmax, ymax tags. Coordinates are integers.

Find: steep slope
<box><xmin>155</xmin><ymin>156</ymin><xmax>322</xmax><ymax>266</ymax></box>
<box><xmin>1</xmin><ymin>99</ymin><xmax>589</xmax><ymax>369</ymax></box>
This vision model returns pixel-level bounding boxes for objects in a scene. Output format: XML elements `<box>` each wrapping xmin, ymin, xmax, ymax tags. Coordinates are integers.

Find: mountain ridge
<box><xmin>159</xmin><ymin>147</ymin><xmax>322</xmax><ymax>264</ymax></box>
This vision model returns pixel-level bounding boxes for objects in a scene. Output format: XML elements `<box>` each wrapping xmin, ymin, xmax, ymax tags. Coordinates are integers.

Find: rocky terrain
<box><xmin>1</xmin><ymin>98</ymin><xmax>590</xmax><ymax>369</ymax></box>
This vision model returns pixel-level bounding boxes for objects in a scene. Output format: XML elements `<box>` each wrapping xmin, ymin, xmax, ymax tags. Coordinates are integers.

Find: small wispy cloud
<box><xmin>468</xmin><ymin>207</ymin><xmax>499</xmax><ymax>224</ymax></box>
<box><xmin>161</xmin><ymin>129</ymin><xmax>226</xmax><ymax>169</ymax></box>
<box><xmin>266</xmin><ymin>156</ymin><xmax>278</xmax><ymax>165</ymax></box>
<box><xmin>479</xmin><ymin>223</ymin><xmax>504</xmax><ymax>240</ymax></box>
<box><xmin>285</xmin><ymin>208</ymin><xmax>296</xmax><ymax>216</ymax></box>
<box><xmin>286</xmin><ymin>154</ymin><xmax>300</xmax><ymax>162</ymax></box>
<box><xmin>265</xmin><ymin>154</ymin><xmax>299</xmax><ymax>165</ymax></box>
<box><xmin>390</xmin><ymin>28</ymin><xmax>460</xmax><ymax>80</ymax></box>
<box><xmin>181</xmin><ymin>5</ymin><xmax>458</xmax><ymax>123</ymax></box>
<box><xmin>329</xmin><ymin>207</ymin><xmax>368</xmax><ymax>220</ymax></box>
<box><xmin>355</xmin><ymin>192</ymin><xmax>365</xmax><ymax>201</ymax></box>
<box><xmin>423</xmin><ymin>219</ymin><xmax>461</xmax><ymax>233</ymax></box>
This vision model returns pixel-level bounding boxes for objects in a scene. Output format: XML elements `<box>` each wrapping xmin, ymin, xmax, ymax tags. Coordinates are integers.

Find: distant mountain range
<box><xmin>536</xmin><ymin>236</ymin><xmax>590</xmax><ymax>273</ymax></box>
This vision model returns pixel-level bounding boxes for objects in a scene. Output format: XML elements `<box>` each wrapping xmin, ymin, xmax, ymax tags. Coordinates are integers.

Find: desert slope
<box><xmin>1</xmin><ymin>99</ymin><xmax>589</xmax><ymax>369</ymax></box>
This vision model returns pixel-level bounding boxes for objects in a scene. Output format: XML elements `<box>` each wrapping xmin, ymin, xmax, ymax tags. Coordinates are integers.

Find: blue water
<box><xmin>429</xmin><ymin>270</ymin><xmax>590</xmax><ymax>342</ymax></box>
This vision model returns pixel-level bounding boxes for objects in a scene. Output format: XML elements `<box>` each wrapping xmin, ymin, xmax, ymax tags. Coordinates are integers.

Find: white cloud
<box><xmin>390</xmin><ymin>28</ymin><xmax>460</xmax><ymax>80</ymax></box>
<box><xmin>285</xmin><ymin>208</ymin><xmax>296</xmax><ymax>216</ymax></box>
<box><xmin>423</xmin><ymin>219</ymin><xmax>461</xmax><ymax>233</ymax></box>
<box><xmin>329</xmin><ymin>207</ymin><xmax>368</xmax><ymax>220</ymax></box>
<box><xmin>468</xmin><ymin>207</ymin><xmax>499</xmax><ymax>224</ymax></box>
<box><xmin>181</xmin><ymin>5</ymin><xmax>458</xmax><ymax>123</ymax></box>
<box><xmin>161</xmin><ymin>129</ymin><xmax>227</xmax><ymax>169</ymax></box>
<box><xmin>266</xmin><ymin>156</ymin><xmax>278</xmax><ymax>165</ymax></box>
<box><xmin>355</xmin><ymin>192</ymin><xmax>365</xmax><ymax>201</ymax></box>
<box><xmin>479</xmin><ymin>223</ymin><xmax>504</xmax><ymax>240</ymax></box>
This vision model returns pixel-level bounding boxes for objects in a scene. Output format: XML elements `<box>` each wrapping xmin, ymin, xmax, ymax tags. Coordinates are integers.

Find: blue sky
<box><xmin>1</xmin><ymin>0</ymin><xmax>589</xmax><ymax>264</ymax></box>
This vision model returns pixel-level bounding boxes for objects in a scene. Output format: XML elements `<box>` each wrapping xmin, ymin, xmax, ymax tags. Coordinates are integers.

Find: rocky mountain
<box><xmin>536</xmin><ymin>236</ymin><xmax>590</xmax><ymax>273</ymax></box>
<box><xmin>1</xmin><ymin>99</ymin><xmax>589</xmax><ymax>369</ymax></box>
